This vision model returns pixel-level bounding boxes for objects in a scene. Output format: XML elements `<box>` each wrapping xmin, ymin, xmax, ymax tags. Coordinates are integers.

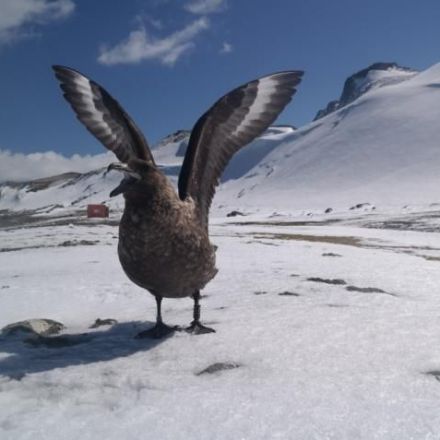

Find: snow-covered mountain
<box><xmin>2</xmin><ymin>61</ymin><xmax>440</xmax><ymax>214</ymax></box>
<box><xmin>217</xmin><ymin>62</ymin><xmax>440</xmax><ymax>211</ymax></box>
<box><xmin>0</xmin><ymin>125</ymin><xmax>296</xmax><ymax>213</ymax></box>
<box><xmin>313</xmin><ymin>62</ymin><xmax>417</xmax><ymax>120</ymax></box>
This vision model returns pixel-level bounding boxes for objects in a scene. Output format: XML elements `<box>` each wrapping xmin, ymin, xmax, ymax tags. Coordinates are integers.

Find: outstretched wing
<box><xmin>53</xmin><ymin>65</ymin><xmax>155</xmax><ymax>165</ymax></box>
<box><xmin>178</xmin><ymin>71</ymin><xmax>303</xmax><ymax>226</ymax></box>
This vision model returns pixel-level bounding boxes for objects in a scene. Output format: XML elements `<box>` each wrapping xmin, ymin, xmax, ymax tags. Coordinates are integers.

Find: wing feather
<box><xmin>178</xmin><ymin>71</ymin><xmax>303</xmax><ymax>226</ymax></box>
<box><xmin>53</xmin><ymin>65</ymin><xmax>155</xmax><ymax>166</ymax></box>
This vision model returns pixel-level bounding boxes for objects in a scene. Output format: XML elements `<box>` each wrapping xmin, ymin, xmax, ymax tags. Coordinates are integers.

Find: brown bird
<box><xmin>53</xmin><ymin>66</ymin><xmax>303</xmax><ymax>338</ymax></box>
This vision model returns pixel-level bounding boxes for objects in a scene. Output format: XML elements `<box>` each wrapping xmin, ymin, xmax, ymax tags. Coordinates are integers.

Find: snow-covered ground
<box><xmin>2</xmin><ymin>211</ymin><xmax>440</xmax><ymax>439</ymax></box>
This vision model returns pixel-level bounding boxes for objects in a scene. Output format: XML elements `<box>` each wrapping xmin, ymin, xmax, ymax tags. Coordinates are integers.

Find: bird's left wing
<box><xmin>178</xmin><ymin>71</ymin><xmax>303</xmax><ymax>226</ymax></box>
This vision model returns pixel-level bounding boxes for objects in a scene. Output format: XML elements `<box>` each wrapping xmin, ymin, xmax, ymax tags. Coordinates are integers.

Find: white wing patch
<box><xmin>231</xmin><ymin>75</ymin><xmax>280</xmax><ymax>137</ymax></box>
<box><xmin>71</xmin><ymin>73</ymin><xmax>117</xmax><ymax>142</ymax></box>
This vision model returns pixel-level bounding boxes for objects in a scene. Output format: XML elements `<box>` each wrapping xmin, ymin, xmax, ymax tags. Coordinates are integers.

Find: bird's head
<box><xmin>106</xmin><ymin>159</ymin><xmax>156</xmax><ymax>197</ymax></box>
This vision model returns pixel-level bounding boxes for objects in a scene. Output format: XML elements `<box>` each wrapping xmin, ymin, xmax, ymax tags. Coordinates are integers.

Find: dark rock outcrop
<box><xmin>314</xmin><ymin>62</ymin><xmax>416</xmax><ymax>121</ymax></box>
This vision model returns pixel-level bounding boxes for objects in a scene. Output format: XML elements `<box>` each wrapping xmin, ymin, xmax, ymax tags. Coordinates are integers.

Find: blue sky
<box><xmin>1</xmin><ymin>0</ymin><xmax>440</xmax><ymax>164</ymax></box>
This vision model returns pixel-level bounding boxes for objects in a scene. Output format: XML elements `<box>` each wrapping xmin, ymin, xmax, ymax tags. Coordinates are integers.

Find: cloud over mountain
<box><xmin>0</xmin><ymin>149</ymin><xmax>112</xmax><ymax>182</ymax></box>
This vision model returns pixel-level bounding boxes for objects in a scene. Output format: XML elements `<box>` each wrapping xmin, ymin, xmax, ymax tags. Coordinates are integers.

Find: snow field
<box><xmin>1</xmin><ymin>219</ymin><xmax>440</xmax><ymax>439</ymax></box>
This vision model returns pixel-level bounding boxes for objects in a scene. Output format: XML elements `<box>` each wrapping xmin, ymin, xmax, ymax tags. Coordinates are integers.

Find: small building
<box><xmin>87</xmin><ymin>204</ymin><xmax>109</xmax><ymax>218</ymax></box>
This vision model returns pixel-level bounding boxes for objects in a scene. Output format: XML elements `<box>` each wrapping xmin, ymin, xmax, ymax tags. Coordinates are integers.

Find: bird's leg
<box><xmin>186</xmin><ymin>291</ymin><xmax>216</xmax><ymax>335</ymax></box>
<box><xmin>136</xmin><ymin>296</ymin><xmax>179</xmax><ymax>339</ymax></box>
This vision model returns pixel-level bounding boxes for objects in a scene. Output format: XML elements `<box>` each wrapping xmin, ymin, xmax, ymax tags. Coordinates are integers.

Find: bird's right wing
<box><xmin>53</xmin><ymin>65</ymin><xmax>155</xmax><ymax>165</ymax></box>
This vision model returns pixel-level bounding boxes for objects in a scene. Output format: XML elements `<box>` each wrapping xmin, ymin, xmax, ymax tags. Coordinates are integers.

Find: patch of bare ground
<box><xmin>0</xmin><ymin>209</ymin><xmax>120</xmax><ymax>230</ymax></box>
<box><xmin>278</xmin><ymin>291</ymin><xmax>300</xmax><ymax>296</ymax></box>
<box><xmin>251</xmin><ymin>232</ymin><xmax>440</xmax><ymax>262</ymax></box>
<box><xmin>253</xmin><ymin>233</ymin><xmax>362</xmax><ymax>247</ymax></box>
<box><xmin>345</xmin><ymin>285</ymin><xmax>397</xmax><ymax>297</ymax></box>
<box><xmin>0</xmin><ymin>239</ymin><xmax>101</xmax><ymax>253</ymax></box>
<box><xmin>196</xmin><ymin>362</ymin><xmax>241</xmax><ymax>376</ymax></box>
<box><xmin>419</xmin><ymin>255</ymin><xmax>440</xmax><ymax>262</ymax></box>
<box><xmin>229</xmin><ymin>219</ymin><xmax>340</xmax><ymax>227</ymax></box>
<box><xmin>307</xmin><ymin>278</ymin><xmax>347</xmax><ymax>285</ymax></box>
<box><xmin>424</xmin><ymin>371</ymin><xmax>440</xmax><ymax>382</ymax></box>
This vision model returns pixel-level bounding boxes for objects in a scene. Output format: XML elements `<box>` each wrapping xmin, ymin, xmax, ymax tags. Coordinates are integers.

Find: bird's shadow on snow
<box><xmin>0</xmin><ymin>321</ymin><xmax>165</xmax><ymax>379</ymax></box>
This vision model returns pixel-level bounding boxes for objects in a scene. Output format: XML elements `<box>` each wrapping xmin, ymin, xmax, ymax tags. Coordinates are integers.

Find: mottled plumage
<box><xmin>53</xmin><ymin>65</ymin><xmax>303</xmax><ymax>337</ymax></box>
<box><xmin>117</xmin><ymin>165</ymin><xmax>217</xmax><ymax>299</ymax></box>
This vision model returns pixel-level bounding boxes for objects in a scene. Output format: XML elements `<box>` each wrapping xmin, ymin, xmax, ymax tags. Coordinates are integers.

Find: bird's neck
<box><xmin>123</xmin><ymin>176</ymin><xmax>181</xmax><ymax>214</ymax></box>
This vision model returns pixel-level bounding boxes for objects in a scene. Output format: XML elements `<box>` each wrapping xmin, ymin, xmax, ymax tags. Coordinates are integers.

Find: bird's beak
<box><xmin>109</xmin><ymin>177</ymin><xmax>136</xmax><ymax>197</ymax></box>
<box><xmin>106</xmin><ymin>162</ymin><xmax>141</xmax><ymax>197</ymax></box>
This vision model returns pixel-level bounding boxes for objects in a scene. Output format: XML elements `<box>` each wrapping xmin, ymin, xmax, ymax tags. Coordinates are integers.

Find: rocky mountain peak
<box><xmin>153</xmin><ymin>130</ymin><xmax>191</xmax><ymax>149</ymax></box>
<box><xmin>314</xmin><ymin>62</ymin><xmax>417</xmax><ymax>121</ymax></box>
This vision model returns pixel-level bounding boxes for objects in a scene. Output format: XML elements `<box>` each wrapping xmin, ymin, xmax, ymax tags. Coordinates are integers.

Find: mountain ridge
<box><xmin>313</xmin><ymin>62</ymin><xmax>417</xmax><ymax>120</ymax></box>
<box><xmin>2</xmin><ymin>61</ymin><xmax>439</xmax><ymax>214</ymax></box>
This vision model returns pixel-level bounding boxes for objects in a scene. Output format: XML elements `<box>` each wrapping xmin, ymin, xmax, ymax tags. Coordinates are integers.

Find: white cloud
<box><xmin>134</xmin><ymin>14</ymin><xmax>163</xmax><ymax>31</ymax></box>
<box><xmin>220</xmin><ymin>41</ymin><xmax>232</xmax><ymax>54</ymax></box>
<box><xmin>98</xmin><ymin>17</ymin><xmax>210</xmax><ymax>66</ymax></box>
<box><xmin>0</xmin><ymin>0</ymin><xmax>75</xmax><ymax>45</ymax></box>
<box><xmin>0</xmin><ymin>149</ymin><xmax>113</xmax><ymax>182</ymax></box>
<box><xmin>184</xmin><ymin>0</ymin><xmax>227</xmax><ymax>15</ymax></box>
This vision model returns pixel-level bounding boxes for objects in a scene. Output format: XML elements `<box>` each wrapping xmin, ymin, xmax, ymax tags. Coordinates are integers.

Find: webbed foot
<box><xmin>185</xmin><ymin>321</ymin><xmax>216</xmax><ymax>335</ymax></box>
